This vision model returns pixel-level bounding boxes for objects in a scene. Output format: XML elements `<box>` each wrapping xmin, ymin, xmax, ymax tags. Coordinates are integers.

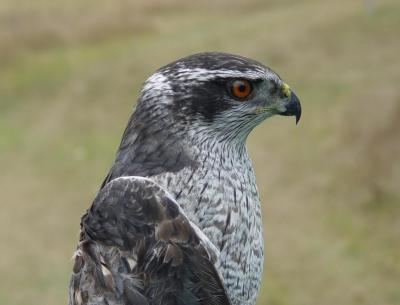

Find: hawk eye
<box><xmin>230</xmin><ymin>79</ymin><xmax>252</xmax><ymax>99</ymax></box>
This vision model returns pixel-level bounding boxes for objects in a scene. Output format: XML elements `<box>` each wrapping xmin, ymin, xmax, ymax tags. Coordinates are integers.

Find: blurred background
<box><xmin>1</xmin><ymin>0</ymin><xmax>399</xmax><ymax>304</ymax></box>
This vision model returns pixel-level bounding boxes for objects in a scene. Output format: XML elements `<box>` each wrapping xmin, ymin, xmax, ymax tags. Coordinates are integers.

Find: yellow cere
<box><xmin>281</xmin><ymin>83</ymin><xmax>291</xmax><ymax>98</ymax></box>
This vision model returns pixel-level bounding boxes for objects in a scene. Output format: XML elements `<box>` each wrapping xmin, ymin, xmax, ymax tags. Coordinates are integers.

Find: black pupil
<box><xmin>238</xmin><ymin>83</ymin><xmax>247</xmax><ymax>92</ymax></box>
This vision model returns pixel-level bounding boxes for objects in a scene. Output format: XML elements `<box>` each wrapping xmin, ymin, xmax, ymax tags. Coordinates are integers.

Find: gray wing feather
<box><xmin>69</xmin><ymin>176</ymin><xmax>231</xmax><ymax>305</ymax></box>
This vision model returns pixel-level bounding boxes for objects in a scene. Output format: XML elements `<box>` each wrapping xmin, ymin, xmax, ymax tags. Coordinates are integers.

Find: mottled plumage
<box><xmin>69</xmin><ymin>52</ymin><xmax>301</xmax><ymax>305</ymax></box>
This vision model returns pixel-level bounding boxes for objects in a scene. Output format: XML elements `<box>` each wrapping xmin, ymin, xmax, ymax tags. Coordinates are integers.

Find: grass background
<box><xmin>1</xmin><ymin>0</ymin><xmax>399</xmax><ymax>304</ymax></box>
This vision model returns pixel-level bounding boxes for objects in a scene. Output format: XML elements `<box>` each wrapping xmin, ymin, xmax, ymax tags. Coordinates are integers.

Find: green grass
<box><xmin>1</xmin><ymin>0</ymin><xmax>399</xmax><ymax>304</ymax></box>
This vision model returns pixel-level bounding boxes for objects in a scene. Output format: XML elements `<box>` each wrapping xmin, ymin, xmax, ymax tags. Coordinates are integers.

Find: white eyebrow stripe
<box><xmin>175</xmin><ymin>67</ymin><xmax>279</xmax><ymax>82</ymax></box>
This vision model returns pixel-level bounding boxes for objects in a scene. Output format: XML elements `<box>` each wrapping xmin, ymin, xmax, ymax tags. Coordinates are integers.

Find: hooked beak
<box><xmin>279</xmin><ymin>91</ymin><xmax>301</xmax><ymax>124</ymax></box>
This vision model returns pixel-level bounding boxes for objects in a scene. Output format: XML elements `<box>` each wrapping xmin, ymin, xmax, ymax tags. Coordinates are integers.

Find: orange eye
<box><xmin>231</xmin><ymin>79</ymin><xmax>252</xmax><ymax>99</ymax></box>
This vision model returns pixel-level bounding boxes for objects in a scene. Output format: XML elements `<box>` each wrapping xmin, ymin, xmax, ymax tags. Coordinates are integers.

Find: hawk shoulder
<box><xmin>69</xmin><ymin>176</ymin><xmax>231</xmax><ymax>305</ymax></box>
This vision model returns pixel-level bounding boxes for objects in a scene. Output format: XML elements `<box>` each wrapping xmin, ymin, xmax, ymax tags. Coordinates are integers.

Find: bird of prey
<box><xmin>69</xmin><ymin>52</ymin><xmax>301</xmax><ymax>305</ymax></box>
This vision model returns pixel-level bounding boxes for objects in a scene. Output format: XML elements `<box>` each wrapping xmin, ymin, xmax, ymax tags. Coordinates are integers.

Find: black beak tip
<box><xmin>295</xmin><ymin>101</ymin><xmax>302</xmax><ymax>125</ymax></box>
<box><xmin>280</xmin><ymin>91</ymin><xmax>301</xmax><ymax>125</ymax></box>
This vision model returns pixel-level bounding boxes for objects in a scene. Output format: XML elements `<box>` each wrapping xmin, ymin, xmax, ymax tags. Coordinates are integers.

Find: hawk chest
<box><xmin>152</xmin><ymin>148</ymin><xmax>263</xmax><ymax>305</ymax></box>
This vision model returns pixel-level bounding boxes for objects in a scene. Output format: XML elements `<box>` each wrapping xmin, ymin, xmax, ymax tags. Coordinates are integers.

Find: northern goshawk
<box><xmin>69</xmin><ymin>52</ymin><xmax>301</xmax><ymax>305</ymax></box>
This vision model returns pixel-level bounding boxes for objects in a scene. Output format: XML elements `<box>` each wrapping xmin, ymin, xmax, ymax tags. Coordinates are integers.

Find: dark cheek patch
<box><xmin>181</xmin><ymin>82</ymin><xmax>232</xmax><ymax>123</ymax></box>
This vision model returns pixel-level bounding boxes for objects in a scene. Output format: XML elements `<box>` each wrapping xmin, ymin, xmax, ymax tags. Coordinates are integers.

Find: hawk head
<box><xmin>137</xmin><ymin>52</ymin><xmax>301</xmax><ymax>142</ymax></box>
<box><xmin>107</xmin><ymin>52</ymin><xmax>301</xmax><ymax>180</ymax></box>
